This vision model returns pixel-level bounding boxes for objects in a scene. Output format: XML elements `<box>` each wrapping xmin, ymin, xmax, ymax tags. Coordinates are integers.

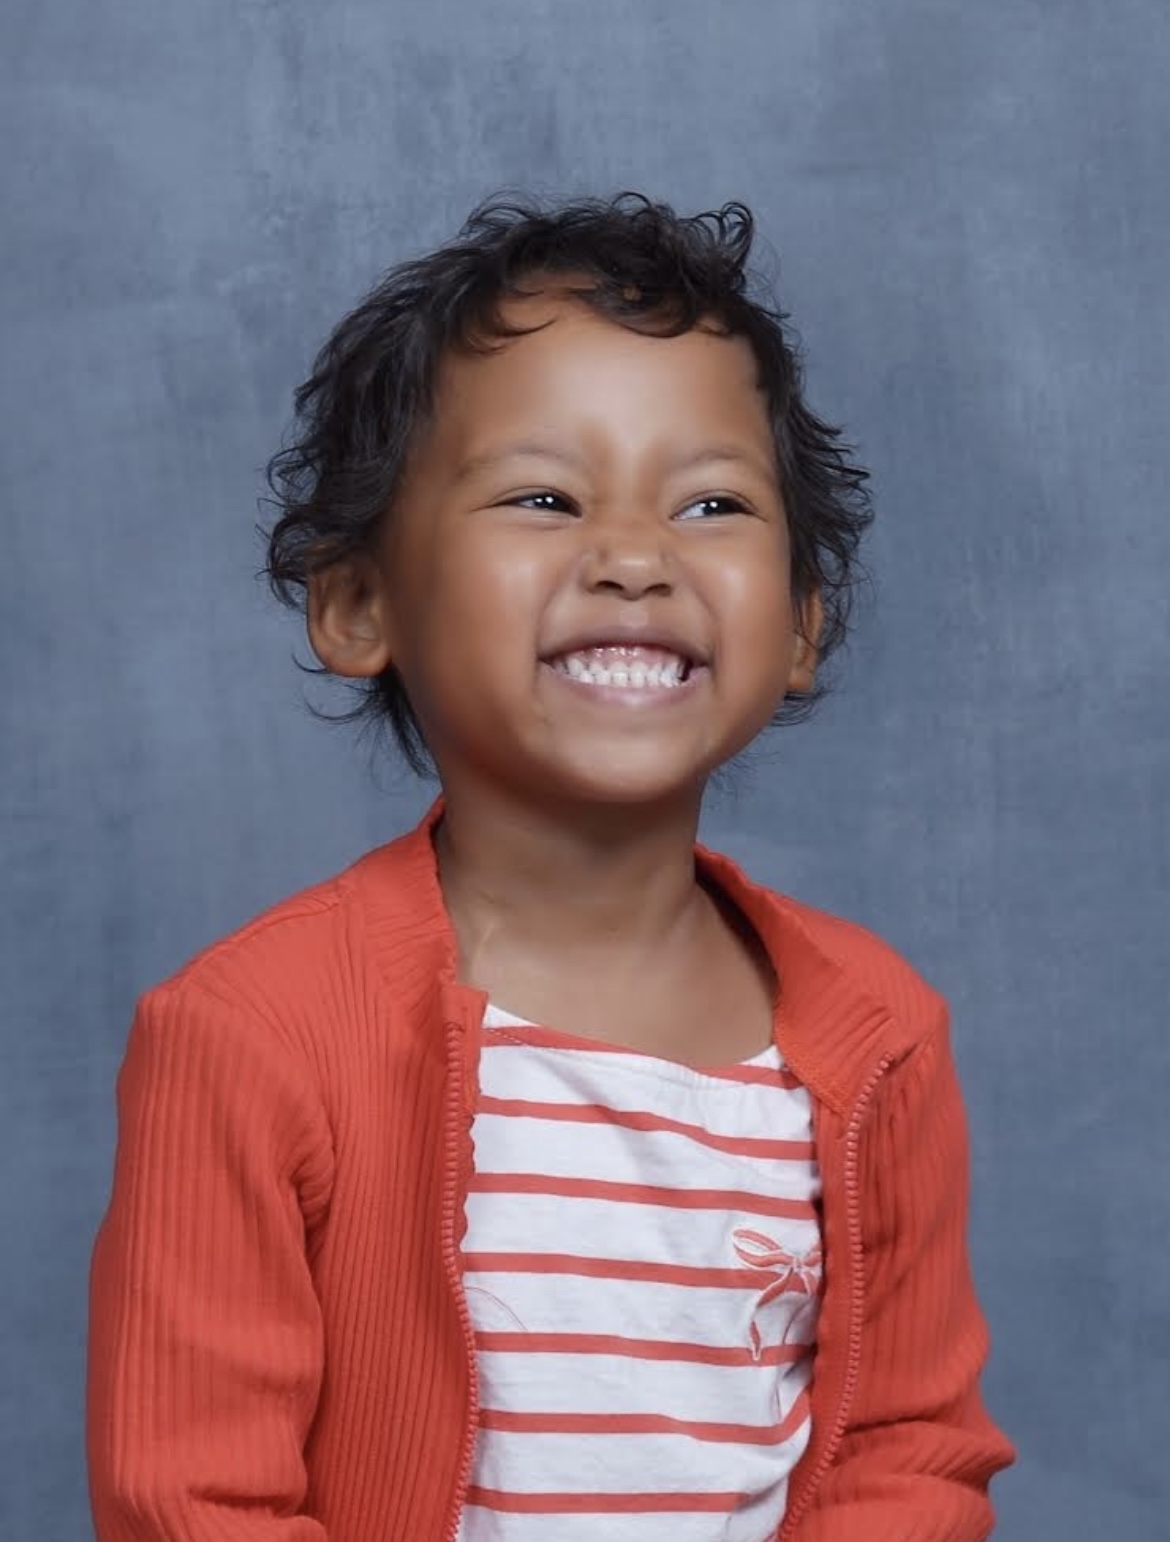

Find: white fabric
<box><xmin>455</xmin><ymin>1004</ymin><xmax>823</xmax><ymax>1542</ymax></box>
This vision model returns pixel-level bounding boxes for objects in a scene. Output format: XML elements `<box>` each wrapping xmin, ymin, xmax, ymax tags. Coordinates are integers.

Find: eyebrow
<box><xmin>452</xmin><ymin>441</ymin><xmax>775</xmax><ymax>484</ymax></box>
<box><xmin>452</xmin><ymin>443</ymin><xmax>589</xmax><ymax>484</ymax></box>
<box><xmin>665</xmin><ymin>445</ymin><xmax>776</xmax><ymax>479</ymax></box>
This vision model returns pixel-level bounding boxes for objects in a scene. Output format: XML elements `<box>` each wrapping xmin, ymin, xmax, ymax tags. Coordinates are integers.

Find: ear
<box><xmin>787</xmin><ymin>588</ymin><xmax>823</xmax><ymax>695</ymax></box>
<box><xmin>307</xmin><ymin>558</ymin><xmax>396</xmax><ymax>679</ymax></box>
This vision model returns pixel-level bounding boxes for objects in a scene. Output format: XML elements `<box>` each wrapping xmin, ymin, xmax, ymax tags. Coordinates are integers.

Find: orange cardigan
<box><xmin>88</xmin><ymin>805</ymin><xmax>1014</xmax><ymax>1541</ymax></box>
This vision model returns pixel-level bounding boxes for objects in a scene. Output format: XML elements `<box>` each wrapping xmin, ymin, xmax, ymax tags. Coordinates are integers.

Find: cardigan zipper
<box><xmin>777</xmin><ymin>1053</ymin><xmax>894</xmax><ymax>1540</ymax></box>
<box><xmin>440</xmin><ymin>1020</ymin><xmax>481</xmax><ymax>1542</ymax></box>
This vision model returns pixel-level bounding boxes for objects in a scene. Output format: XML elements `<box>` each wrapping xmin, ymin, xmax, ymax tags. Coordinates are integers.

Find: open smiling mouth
<box><xmin>543</xmin><ymin>644</ymin><xmax>704</xmax><ymax>694</ymax></box>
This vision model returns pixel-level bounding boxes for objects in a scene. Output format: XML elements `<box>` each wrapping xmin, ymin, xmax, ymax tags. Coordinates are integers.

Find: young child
<box><xmin>88</xmin><ymin>195</ymin><xmax>1014</xmax><ymax>1542</ymax></box>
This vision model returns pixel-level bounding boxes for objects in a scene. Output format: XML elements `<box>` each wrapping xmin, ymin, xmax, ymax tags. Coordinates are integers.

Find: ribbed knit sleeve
<box><xmin>788</xmin><ymin>1010</ymin><xmax>1014</xmax><ymax>1541</ymax></box>
<box><xmin>88</xmin><ymin>978</ymin><xmax>336</xmax><ymax>1541</ymax></box>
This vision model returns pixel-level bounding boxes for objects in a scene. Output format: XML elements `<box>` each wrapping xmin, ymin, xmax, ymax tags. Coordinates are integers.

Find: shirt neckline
<box><xmin>482</xmin><ymin>1001</ymin><xmax>784</xmax><ymax>1073</ymax></box>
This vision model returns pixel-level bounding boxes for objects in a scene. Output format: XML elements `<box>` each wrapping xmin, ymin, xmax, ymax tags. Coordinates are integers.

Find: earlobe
<box><xmin>788</xmin><ymin>589</ymin><xmax>823</xmax><ymax>694</ymax></box>
<box><xmin>307</xmin><ymin>560</ymin><xmax>396</xmax><ymax>679</ymax></box>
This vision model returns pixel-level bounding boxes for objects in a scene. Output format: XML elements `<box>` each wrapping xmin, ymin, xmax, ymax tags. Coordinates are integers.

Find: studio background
<box><xmin>3</xmin><ymin>2</ymin><xmax>1168</xmax><ymax>1538</ymax></box>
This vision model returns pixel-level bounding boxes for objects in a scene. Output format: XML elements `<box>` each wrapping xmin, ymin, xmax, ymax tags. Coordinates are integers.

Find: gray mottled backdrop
<box><xmin>3</xmin><ymin>1</ymin><xmax>1168</xmax><ymax>1538</ymax></box>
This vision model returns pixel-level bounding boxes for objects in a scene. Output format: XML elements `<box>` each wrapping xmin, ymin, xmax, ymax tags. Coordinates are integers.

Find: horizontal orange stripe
<box><xmin>473</xmin><ymin>1330</ymin><xmax>806</xmax><ymax>1366</ymax></box>
<box><xmin>468</xmin><ymin>1171</ymin><xmax>816</xmax><ymax>1220</ymax></box>
<box><xmin>483</xmin><ymin>1025</ymin><xmax>801</xmax><ymax>1085</ymax></box>
<box><xmin>476</xmin><ymin>1094</ymin><xmax>815</xmax><ymax>1162</ymax></box>
<box><xmin>479</xmin><ymin>1399</ymin><xmax>810</xmax><ymax>1446</ymax></box>
<box><xmin>700</xmin><ymin>1060</ymin><xmax>802</xmax><ymax>1088</ymax></box>
<box><xmin>465</xmin><ymin>1486</ymin><xmax>747</xmax><ymax>1514</ymax></box>
<box><xmin>463</xmin><ymin>1252</ymin><xmax>776</xmax><ymax>1289</ymax></box>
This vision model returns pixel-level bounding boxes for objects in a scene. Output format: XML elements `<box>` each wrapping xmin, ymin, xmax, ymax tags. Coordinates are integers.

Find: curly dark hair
<box><xmin>264</xmin><ymin>193</ymin><xmax>873</xmax><ymax>773</ymax></box>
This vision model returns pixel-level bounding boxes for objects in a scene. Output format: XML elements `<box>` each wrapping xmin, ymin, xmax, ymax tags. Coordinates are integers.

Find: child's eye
<box><xmin>675</xmin><ymin>494</ymin><xmax>751</xmax><ymax>521</ymax></box>
<box><xmin>507</xmin><ymin>490</ymin><xmax>577</xmax><ymax>514</ymax></box>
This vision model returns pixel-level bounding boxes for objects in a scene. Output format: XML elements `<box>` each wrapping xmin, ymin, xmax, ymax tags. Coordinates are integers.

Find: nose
<box><xmin>577</xmin><ymin>515</ymin><xmax>675</xmax><ymax>599</ymax></box>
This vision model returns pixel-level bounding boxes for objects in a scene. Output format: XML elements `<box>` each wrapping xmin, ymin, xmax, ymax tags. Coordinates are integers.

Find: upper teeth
<box><xmin>552</xmin><ymin>647</ymin><xmax>689</xmax><ymax>690</ymax></box>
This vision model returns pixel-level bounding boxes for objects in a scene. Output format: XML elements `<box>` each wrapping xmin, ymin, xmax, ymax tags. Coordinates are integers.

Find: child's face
<box><xmin>313</xmin><ymin>291</ymin><xmax>818</xmax><ymax>809</ymax></box>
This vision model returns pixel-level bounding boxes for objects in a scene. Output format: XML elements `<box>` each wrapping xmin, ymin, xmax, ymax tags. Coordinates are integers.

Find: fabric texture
<box><xmin>88</xmin><ymin>802</ymin><xmax>1015</xmax><ymax>1542</ymax></box>
<box><xmin>457</xmin><ymin>1006</ymin><xmax>819</xmax><ymax>1538</ymax></box>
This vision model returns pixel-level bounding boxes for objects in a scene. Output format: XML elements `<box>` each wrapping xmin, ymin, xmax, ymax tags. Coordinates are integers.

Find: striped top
<box><xmin>456</xmin><ymin>1004</ymin><xmax>823</xmax><ymax>1542</ymax></box>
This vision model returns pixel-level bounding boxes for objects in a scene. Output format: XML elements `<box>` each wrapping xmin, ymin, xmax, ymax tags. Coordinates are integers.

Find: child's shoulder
<box><xmin>764</xmin><ymin>887</ymin><xmax>952</xmax><ymax>1076</ymax></box>
<box><xmin>783</xmin><ymin>891</ymin><xmax>945</xmax><ymax>1015</ymax></box>
<box><xmin>167</xmin><ymin>868</ymin><xmax>354</xmax><ymax>995</ymax></box>
<box><xmin>777</xmin><ymin>888</ymin><xmax>941</xmax><ymax>996</ymax></box>
<box><xmin>146</xmin><ymin>821</ymin><xmax>441</xmax><ymax>1028</ymax></box>
<box><xmin>704</xmin><ymin>845</ymin><xmax>949</xmax><ymax>1058</ymax></box>
<box><xmin>136</xmin><ymin>869</ymin><xmax>362</xmax><ymax>1066</ymax></box>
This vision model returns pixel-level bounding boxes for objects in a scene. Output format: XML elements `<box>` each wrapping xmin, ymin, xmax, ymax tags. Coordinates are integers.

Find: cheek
<box><xmin>707</xmin><ymin>553</ymin><xmax>800</xmax><ymax>709</ymax></box>
<box><xmin>713</xmin><ymin>547</ymin><xmax>794</xmax><ymax>645</ymax></box>
<box><xmin>456</xmin><ymin>539</ymin><xmax>551</xmax><ymax>635</ymax></box>
<box><xmin>413</xmin><ymin>535</ymin><xmax>552</xmax><ymax>680</ymax></box>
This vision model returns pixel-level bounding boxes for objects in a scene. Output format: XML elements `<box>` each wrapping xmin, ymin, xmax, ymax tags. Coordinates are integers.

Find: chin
<box><xmin>533</xmin><ymin>754</ymin><xmax>715</xmax><ymax>810</ymax></box>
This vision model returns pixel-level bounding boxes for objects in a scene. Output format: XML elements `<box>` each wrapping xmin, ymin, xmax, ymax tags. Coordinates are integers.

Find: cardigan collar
<box><xmin>348</xmin><ymin>800</ymin><xmax>900</xmax><ymax>1117</ymax></box>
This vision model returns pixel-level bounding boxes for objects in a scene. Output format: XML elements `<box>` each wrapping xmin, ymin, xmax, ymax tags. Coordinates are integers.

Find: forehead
<box><xmin>424</xmin><ymin>291</ymin><xmax>772</xmax><ymax>464</ymax></box>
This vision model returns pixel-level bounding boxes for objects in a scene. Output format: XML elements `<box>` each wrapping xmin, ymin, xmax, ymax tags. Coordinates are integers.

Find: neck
<box><xmin>434</xmin><ymin>780</ymin><xmax>707</xmax><ymax>963</ymax></box>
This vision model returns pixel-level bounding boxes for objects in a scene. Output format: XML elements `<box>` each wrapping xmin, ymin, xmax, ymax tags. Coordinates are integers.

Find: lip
<box><xmin>540</xmin><ymin>624</ymin><xmax>709</xmax><ymax>669</ymax></box>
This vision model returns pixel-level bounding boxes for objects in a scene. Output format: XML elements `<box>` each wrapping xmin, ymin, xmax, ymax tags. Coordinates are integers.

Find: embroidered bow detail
<box><xmin>732</xmin><ymin>1227</ymin><xmax>823</xmax><ymax>1295</ymax></box>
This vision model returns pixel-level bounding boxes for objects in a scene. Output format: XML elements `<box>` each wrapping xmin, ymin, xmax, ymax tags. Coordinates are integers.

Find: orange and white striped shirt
<box><xmin>456</xmin><ymin>1005</ymin><xmax>823</xmax><ymax>1542</ymax></box>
